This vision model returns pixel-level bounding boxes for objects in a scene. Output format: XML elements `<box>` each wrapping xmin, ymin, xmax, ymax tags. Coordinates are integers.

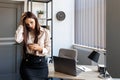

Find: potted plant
<box><xmin>37</xmin><ymin>10</ymin><xmax>44</xmax><ymax>18</ymax></box>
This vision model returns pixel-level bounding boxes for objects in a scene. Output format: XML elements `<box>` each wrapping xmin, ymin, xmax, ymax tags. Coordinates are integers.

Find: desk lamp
<box><xmin>88</xmin><ymin>51</ymin><xmax>110</xmax><ymax>79</ymax></box>
<box><xmin>88</xmin><ymin>51</ymin><xmax>100</xmax><ymax>63</ymax></box>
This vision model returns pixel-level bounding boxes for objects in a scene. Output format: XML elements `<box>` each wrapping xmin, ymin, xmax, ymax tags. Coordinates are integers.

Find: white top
<box><xmin>15</xmin><ymin>25</ymin><xmax>51</xmax><ymax>57</ymax></box>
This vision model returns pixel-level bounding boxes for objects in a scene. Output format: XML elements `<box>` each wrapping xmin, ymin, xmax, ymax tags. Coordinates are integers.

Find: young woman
<box><xmin>15</xmin><ymin>11</ymin><xmax>51</xmax><ymax>80</ymax></box>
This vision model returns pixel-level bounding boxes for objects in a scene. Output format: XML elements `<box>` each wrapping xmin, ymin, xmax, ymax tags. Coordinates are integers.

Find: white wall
<box><xmin>53</xmin><ymin>0</ymin><xmax>74</xmax><ymax>56</ymax></box>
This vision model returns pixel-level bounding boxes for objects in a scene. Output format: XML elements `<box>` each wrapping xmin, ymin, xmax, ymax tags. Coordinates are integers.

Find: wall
<box><xmin>53</xmin><ymin>0</ymin><xmax>74</xmax><ymax>56</ymax></box>
<box><xmin>106</xmin><ymin>0</ymin><xmax>120</xmax><ymax>78</ymax></box>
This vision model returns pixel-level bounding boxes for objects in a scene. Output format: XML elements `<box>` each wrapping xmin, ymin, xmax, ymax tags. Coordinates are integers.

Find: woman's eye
<box><xmin>30</xmin><ymin>22</ymin><xmax>33</xmax><ymax>24</ymax></box>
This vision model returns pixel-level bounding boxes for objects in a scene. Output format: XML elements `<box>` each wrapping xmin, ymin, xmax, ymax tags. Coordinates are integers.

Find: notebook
<box><xmin>53</xmin><ymin>56</ymin><xmax>83</xmax><ymax>76</ymax></box>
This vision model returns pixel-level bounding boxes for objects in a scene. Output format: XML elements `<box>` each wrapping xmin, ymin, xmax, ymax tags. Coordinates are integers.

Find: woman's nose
<box><xmin>29</xmin><ymin>24</ymin><xmax>31</xmax><ymax>27</ymax></box>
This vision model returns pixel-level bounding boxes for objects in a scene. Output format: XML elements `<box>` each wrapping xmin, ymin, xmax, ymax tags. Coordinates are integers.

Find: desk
<box><xmin>48</xmin><ymin>63</ymin><xmax>103</xmax><ymax>80</ymax></box>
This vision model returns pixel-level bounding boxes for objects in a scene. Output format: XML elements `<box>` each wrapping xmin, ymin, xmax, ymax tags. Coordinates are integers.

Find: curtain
<box><xmin>75</xmin><ymin>0</ymin><xmax>106</xmax><ymax>50</ymax></box>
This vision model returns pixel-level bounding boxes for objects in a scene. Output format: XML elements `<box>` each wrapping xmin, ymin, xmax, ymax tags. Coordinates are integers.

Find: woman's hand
<box><xmin>28</xmin><ymin>44</ymin><xmax>43</xmax><ymax>53</ymax></box>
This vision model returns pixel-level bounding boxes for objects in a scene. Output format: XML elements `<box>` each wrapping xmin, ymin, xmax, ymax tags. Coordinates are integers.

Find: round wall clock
<box><xmin>56</xmin><ymin>11</ymin><xmax>66</xmax><ymax>21</ymax></box>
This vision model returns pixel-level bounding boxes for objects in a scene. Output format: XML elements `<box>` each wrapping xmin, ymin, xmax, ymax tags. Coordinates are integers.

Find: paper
<box><xmin>77</xmin><ymin>65</ymin><xmax>92</xmax><ymax>72</ymax></box>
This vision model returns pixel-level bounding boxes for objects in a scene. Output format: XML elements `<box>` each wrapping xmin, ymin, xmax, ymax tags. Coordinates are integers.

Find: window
<box><xmin>75</xmin><ymin>0</ymin><xmax>106</xmax><ymax>50</ymax></box>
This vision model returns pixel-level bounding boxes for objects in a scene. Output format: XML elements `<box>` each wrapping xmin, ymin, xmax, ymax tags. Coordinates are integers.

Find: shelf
<box><xmin>28</xmin><ymin>0</ymin><xmax>52</xmax><ymax>3</ymax></box>
<box><xmin>47</xmin><ymin>18</ymin><xmax>52</xmax><ymax>21</ymax></box>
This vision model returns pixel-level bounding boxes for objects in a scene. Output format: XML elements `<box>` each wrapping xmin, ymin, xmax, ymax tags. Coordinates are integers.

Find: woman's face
<box><xmin>25</xmin><ymin>18</ymin><xmax>36</xmax><ymax>31</ymax></box>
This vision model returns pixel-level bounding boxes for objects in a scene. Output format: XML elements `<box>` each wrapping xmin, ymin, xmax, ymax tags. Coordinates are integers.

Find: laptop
<box><xmin>53</xmin><ymin>56</ymin><xmax>83</xmax><ymax>76</ymax></box>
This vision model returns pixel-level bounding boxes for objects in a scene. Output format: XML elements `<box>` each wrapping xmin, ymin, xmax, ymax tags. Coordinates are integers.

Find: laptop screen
<box><xmin>53</xmin><ymin>56</ymin><xmax>80</xmax><ymax>76</ymax></box>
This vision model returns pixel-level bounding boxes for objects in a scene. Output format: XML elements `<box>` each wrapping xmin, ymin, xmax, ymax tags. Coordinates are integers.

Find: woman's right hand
<box><xmin>19</xmin><ymin>12</ymin><xmax>26</xmax><ymax>25</ymax></box>
<box><xmin>28</xmin><ymin>43</ymin><xmax>35</xmax><ymax>51</ymax></box>
<box><xmin>28</xmin><ymin>43</ymin><xmax>43</xmax><ymax>53</ymax></box>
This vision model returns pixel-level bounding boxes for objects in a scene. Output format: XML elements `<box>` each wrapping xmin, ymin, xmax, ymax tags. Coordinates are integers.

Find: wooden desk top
<box><xmin>48</xmin><ymin>63</ymin><xmax>103</xmax><ymax>80</ymax></box>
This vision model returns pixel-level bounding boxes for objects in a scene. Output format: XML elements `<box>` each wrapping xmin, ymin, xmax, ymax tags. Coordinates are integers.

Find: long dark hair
<box><xmin>22</xmin><ymin>11</ymin><xmax>40</xmax><ymax>45</ymax></box>
<box><xmin>21</xmin><ymin>11</ymin><xmax>40</xmax><ymax>55</ymax></box>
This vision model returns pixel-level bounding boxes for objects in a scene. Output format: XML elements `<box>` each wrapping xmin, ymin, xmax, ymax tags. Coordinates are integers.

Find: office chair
<box><xmin>58</xmin><ymin>48</ymin><xmax>78</xmax><ymax>62</ymax></box>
